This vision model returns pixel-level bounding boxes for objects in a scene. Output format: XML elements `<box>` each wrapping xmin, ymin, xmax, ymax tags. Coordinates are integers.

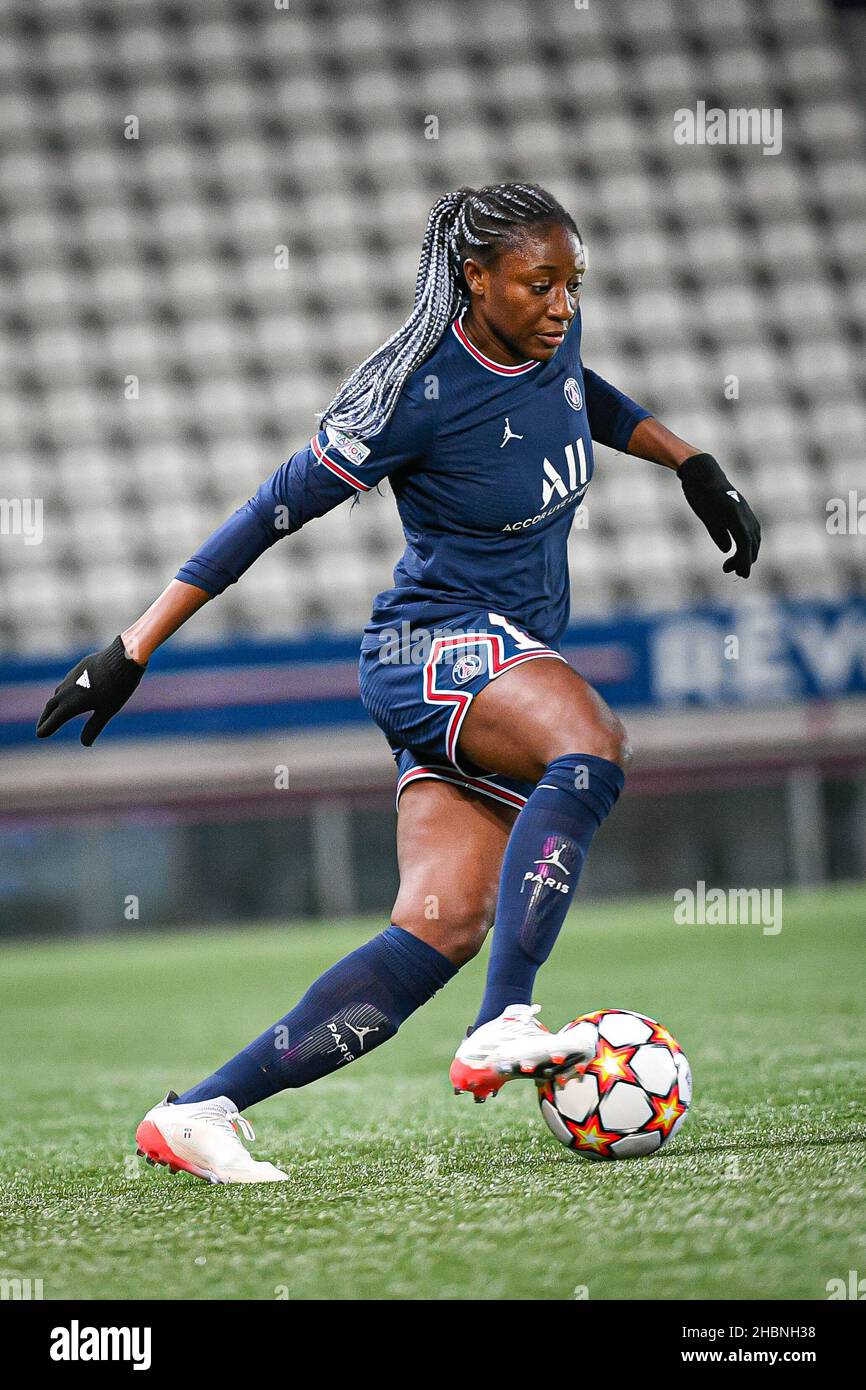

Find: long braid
<box><xmin>320</xmin><ymin>181</ymin><xmax>581</xmax><ymax>440</ymax></box>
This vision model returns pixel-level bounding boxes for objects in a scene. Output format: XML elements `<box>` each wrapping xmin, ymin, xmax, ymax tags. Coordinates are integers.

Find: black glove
<box><xmin>678</xmin><ymin>453</ymin><xmax>761</xmax><ymax>578</ymax></box>
<box><xmin>36</xmin><ymin>636</ymin><xmax>145</xmax><ymax>746</ymax></box>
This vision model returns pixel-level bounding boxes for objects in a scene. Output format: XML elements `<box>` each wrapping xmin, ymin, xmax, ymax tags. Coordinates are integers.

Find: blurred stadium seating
<box><xmin>2</xmin><ymin>0</ymin><xmax>864</xmax><ymax>652</ymax></box>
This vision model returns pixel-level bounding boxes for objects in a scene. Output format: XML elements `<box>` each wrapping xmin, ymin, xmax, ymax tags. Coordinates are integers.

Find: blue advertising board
<box><xmin>1</xmin><ymin>597</ymin><xmax>863</xmax><ymax>748</ymax></box>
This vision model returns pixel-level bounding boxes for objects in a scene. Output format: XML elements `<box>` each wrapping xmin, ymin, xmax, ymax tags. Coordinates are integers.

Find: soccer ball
<box><xmin>537</xmin><ymin>1009</ymin><xmax>691</xmax><ymax>1160</ymax></box>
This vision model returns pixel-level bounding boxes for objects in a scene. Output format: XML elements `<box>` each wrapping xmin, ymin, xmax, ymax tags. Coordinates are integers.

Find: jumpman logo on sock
<box><xmin>534</xmin><ymin>846</ymin><xmax>572</xmax><ymax>875</ymax></box>
<box><xmin>344</xmin><ymin>1020</ymin><xmax>381</xmax><ymax>1050</ymax></box>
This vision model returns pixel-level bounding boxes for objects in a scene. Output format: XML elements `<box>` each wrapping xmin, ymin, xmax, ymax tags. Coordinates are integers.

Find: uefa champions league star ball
<box><xmin>537</xmin><ymin>1009</ymin><xmax>691</xmax><ymax>1160</ymax></box>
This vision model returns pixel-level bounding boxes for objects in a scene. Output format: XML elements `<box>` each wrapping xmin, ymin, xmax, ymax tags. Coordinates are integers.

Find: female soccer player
<box><xmin>37</xmin><ymin>183</ymin><xmax>760</xmax><ymax>1183</ymax></box>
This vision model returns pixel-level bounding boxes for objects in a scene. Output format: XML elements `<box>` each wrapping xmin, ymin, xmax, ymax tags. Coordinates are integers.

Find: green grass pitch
<box><xmin>1</xmin><ymin>885</ymin><xmax>864</xmax><ymax>1301</ymax></box>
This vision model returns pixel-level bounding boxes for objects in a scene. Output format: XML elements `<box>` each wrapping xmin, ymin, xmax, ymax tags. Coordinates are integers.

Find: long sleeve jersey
<box><xmin>177</xmin><ymin>307</ymin><xmax>651</xmax><ymax>649</ymax></box>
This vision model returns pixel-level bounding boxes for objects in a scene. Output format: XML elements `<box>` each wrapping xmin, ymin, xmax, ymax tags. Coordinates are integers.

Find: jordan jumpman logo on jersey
<box><xmin>500</xmin><ymin>417</ymin><xmax>524</xmax><ymax>447</ymax></box>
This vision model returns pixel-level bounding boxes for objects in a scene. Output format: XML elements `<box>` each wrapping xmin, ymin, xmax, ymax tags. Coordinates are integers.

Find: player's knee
<box><xmin>391</xmin><ymin>894</ymin><xmax>493</xmax><ymax>967</ymax></box>
<box><xmin>598</xmin><ymin>713</ymin><xmax>632</xmax><ymax>771</ymax></box>
<box><xmin>541</xmin><ymin>710</ymin><xmax>631</xmax><ymax>774</ymax></box>
<box><xmin>443</xmin><ymin>901</ymin><xmax>493</xmax><ymax>965</ymax></box>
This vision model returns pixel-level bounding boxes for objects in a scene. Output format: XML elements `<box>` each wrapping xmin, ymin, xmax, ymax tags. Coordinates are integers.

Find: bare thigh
<box><xmin>390</xmin><ymin>778</ymin><xmax>518</xmax><ymax>966</ymax></box>
<box><xmin>458</xmin><ymin>656</ymin><xmax>631</xmax><ymax>784</ymax></box>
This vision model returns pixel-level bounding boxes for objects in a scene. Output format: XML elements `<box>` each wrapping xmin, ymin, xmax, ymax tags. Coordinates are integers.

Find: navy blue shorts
<box><xmin>359</xmin><ymin>607</ymin><xmax>566</xmax><ymax>813</ymax></box>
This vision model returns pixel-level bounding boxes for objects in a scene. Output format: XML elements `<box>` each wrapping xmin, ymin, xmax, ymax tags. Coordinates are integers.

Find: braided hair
<box><xmin>320</xmin><ymin>182</ymin><xmax>582</xmax><ymax>439</ymax></box>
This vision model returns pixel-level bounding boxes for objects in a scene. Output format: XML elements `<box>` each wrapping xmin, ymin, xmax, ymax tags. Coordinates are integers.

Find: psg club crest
<box><xmin>452</xmin><ymin>652</ymin><xmax>484</xmax><ymax>685</ymax></box>
<box><xmin>564</xmin><ymin>377</ymin><xmax>583</xmax><ymax>410</ymax></box>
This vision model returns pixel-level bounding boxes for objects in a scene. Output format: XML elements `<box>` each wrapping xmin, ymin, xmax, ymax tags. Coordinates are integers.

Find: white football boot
<box><xmin>135</xmin><ymin>1092</ymin><xmax>289</xmax><ymax>1185</ymax></box>
<box><xmin>449</xmin><ymin>1004</ymin><xmax>596</xmax><ymax>1101</ymax></box>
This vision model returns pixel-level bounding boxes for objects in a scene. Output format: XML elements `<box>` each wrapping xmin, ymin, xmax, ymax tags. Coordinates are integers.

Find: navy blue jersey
<box><xmin>177</xmin><ymin>308</ymin><xmax>650</xmax><ymax>649</ymax></box>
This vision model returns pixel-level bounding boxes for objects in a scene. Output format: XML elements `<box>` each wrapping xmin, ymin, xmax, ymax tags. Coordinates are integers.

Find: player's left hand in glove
<box><xmin>36</xmin><ymin>635</ymin><xmax>146</xmax><ymax>746</ymax></box>
<box><xmin>678</xmin><ymin>452</ymin><xmax>761</xmax><ymax>578</ymax></box>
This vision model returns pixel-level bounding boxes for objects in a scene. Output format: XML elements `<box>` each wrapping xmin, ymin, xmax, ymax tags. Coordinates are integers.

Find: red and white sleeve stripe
<box><xmin>309</xmin><ymin>433</ymin><xmax>371</xmax><ymax>492</ymax></box>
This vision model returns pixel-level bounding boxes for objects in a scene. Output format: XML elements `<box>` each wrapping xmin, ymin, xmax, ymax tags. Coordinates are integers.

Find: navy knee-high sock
<box><xmin>176</xmin><ymin>925</ymin><xmax>457</xmax><ymax>1111</ymax></box>
<box><xmin>474</xmin><ymin>753</ymin><xmax>625</xmax><ymax>1028</ymax></box>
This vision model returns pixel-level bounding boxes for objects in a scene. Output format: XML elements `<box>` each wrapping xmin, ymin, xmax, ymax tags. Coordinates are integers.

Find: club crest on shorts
<box><xmin>452</xmin><ymin>652</ymin><xmax>484</xmax><ymax>684</ymax></box>
<box><xmin>564</xmin><ymin>377</ymin><xmax>583</xmax><ymax>410</ymax></box>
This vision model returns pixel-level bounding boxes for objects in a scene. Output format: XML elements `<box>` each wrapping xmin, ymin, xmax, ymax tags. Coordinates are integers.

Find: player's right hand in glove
<box><xmin>36</xmin><ymin>635</ymin><xmax>146</xmax><ymax>746</ymax></box>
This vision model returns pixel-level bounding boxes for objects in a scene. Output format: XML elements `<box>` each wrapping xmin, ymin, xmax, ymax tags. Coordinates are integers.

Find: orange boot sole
<box><xmin>135</xmin><ymin>1119</ymin><xmax>216</xmax><ymax>1183</ymax></box>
